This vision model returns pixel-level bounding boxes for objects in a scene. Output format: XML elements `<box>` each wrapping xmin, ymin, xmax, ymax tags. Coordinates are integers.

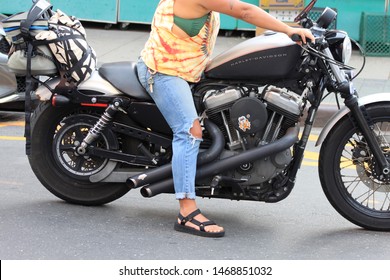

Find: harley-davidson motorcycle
<box><xmin>17</xmin><ymin>0</ymin><xmax>390</xmax><ymax>230</ymax></box>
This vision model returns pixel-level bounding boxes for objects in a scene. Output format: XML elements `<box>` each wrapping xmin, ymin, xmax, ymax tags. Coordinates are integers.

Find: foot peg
<box><xmin>210</xmin><ymin>175</ymin><xmax>247</xmax><ymax>196</ymax></box>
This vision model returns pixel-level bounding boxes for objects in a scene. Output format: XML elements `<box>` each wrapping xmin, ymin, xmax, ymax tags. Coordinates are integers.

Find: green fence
<box><xmin>360</xmin><ymin>13</ymin><xmax>390</xmax><ymax>56</ymax></box>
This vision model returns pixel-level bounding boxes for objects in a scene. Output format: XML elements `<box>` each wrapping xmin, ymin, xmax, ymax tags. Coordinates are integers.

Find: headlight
<box><xmin>326</xmin><ymin>31</ymin><xmax>352</xmax><ymax>64</ymax></box>
<box><xmin>342</xmin><ymin>35</ymin><xmax>352</xmax><ymax>64</ymax></box>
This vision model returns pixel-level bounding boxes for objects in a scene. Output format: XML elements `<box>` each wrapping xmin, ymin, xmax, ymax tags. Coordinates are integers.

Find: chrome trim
<box><xmin>0</xmin><ymin>93</ymin><xmax>20</xmax><ymax>103</ymax></box>
<box><xmin>0</xmin><ymin>57</ymin><xmax>17</xmax><ymax>98</ymax></box>
<box><xmin>342</xmin><ymin>36</ymin><xmax>352</xmax><ymax>64</ymax></box>
<box><xmin>0</xmin><ymin>52</ymin><xmax>8</xmax><ymax>65</ymax></box>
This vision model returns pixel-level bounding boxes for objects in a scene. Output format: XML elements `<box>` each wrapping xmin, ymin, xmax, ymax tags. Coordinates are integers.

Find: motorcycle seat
<box><xmin>98</xmin><ymin>61</ymin><xmax>152</xmax><ymax>101</ymax></box>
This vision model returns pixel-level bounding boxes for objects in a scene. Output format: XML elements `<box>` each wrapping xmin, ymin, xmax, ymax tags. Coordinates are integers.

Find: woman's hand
<box><xmin>285</xmin><ymin>26</ymin><xmax>315</xmax><ymax>44</ymax></box>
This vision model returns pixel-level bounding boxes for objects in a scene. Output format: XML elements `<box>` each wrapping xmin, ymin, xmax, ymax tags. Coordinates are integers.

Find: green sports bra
<box><xmin>173</xmin><ymin>14</ymin><xmax>209</xmax><ymax>37</ymax></box>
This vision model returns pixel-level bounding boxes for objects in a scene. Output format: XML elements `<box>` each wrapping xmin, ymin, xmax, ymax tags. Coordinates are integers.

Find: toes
<box><xmin>205</xmin><ymin>225</ymin><xmax>224</xmax><ymax>233</ymax></box>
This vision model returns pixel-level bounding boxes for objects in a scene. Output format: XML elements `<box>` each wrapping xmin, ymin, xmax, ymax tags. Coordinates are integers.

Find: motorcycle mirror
<box><xmin>316</xmin><ymin>7</ymin><xmax>337</xmax><ymax>29</ymax></box>
<box><xmin>294</xmin><ymin>0</ymin><xmax>317</xmax><ymax>22</ymax></box>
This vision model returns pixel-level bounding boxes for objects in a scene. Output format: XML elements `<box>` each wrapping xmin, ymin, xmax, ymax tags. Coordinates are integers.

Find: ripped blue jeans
<box><xmin>137</xmin><ymin>58</ymin><xmax>201</xmax><ymax>199</ymax></box>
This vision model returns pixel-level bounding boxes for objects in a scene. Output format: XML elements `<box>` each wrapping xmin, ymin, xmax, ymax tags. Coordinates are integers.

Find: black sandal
<box><xmin>174</xmin><ymin>209</ymin><xmax>225</xmax><ymax>238</ymax></box>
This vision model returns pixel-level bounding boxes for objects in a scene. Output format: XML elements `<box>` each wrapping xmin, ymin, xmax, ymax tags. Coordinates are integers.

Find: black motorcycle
<box><xmin>24</xmin><ymin>0</ymin><xmax>390</xmax><ymax>231</ymax></box>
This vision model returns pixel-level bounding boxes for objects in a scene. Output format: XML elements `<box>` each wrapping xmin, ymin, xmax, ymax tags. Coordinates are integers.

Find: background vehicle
<box><xmin>0</xmin><ymin>13</ymin><xmax>28</xmax><ymax>111</ymax></box>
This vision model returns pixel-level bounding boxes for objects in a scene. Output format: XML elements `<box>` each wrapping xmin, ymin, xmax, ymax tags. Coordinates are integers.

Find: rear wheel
<box><xmin>319</xmin><ymin>103</ymin><xmax>390</xmax><ymax>230</ymax></box>
<box><xmin>28</xmin><ymin>102</ymin><xmax>130</xmax><ymax>205</ymax></box>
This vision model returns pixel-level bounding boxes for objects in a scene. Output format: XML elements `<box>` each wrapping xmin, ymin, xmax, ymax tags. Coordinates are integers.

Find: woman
<box><xmin>137</xmin><ymin>0</ymin><xmax>314</xmax><ymax>238</ymax></box>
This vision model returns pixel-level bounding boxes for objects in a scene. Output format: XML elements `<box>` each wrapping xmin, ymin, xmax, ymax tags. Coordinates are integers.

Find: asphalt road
<box><xmin>1</xmin><ymin>111</ymin><xmax>390</xmax><ymax>260</ymax></box>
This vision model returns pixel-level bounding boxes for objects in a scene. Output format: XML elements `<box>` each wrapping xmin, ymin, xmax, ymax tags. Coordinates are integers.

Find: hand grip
<box><xmin>291</xmin><ymin>34</ymin><xmax>302</xmax><ymax>42</ymax></box>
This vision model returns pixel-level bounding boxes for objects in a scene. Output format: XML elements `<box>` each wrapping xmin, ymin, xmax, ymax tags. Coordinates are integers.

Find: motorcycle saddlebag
<box><xmin>34</xmin><ymin>9</ymin><xmax>97</xmax><ymax>85</ymax></box>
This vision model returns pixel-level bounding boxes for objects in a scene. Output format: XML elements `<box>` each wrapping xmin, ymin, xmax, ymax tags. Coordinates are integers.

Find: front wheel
<box><xmin>319</xmin><ymin>103</ymin><xmax>390</xmax><ymax>230</ymax></box>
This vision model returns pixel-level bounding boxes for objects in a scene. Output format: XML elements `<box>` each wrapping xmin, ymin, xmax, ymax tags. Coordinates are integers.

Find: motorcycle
<box><xmin>0</xmin><ymin>14</ymin><xmax>27</xmax><ymax>111</ymax></box>
<box><xmin>16</xmin><ymin>0</ymin><xmax>390</xmax><ymax>230</ymax></box>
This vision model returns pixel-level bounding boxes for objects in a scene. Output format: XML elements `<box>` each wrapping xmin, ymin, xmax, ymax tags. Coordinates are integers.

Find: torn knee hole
<box><xmin>189</xmin><ymin>131</ymin><xmax>202</xmax><ymax>140</ymax></box>
<box><xmin>189</xmin><ymin>128</ymin><xmax>202</xmax><ymax>145</ymax></box>
<box><xmin>190</xmin><ymin>120</ymin><xmax>202</xmax><ymax>140</ymax></box>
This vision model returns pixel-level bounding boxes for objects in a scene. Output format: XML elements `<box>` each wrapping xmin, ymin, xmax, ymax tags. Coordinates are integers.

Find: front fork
<box><xmin>325</xmin><ymin>45</ymin><xmax>390</xmax><ymax>176</ymax></box>
<box><xmin>342</xmin><ymin>90</ymin><xmax>390</xmax><ymax>175</ymax></box>
<box><xmin>288</xmin><ymin>78</ymin><xmax>390</xmax><ymax>182</ymax></box>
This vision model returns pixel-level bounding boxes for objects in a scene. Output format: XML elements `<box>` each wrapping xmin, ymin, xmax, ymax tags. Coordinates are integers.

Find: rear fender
<box><xmin>35</xmin><ymin>70</ymin><xmax>121</xmax><ymax>101</ymax></box>
<box><xmin>316</xmin><ymin>92</ymin><xmax>390</xmax><ymax>146</ymax></box>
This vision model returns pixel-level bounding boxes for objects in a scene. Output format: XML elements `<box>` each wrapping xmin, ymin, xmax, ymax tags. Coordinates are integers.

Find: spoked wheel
<box><xmin>319</xmin><ymin>103</ymin><xmax>390</xmax><ymax>230</ymax></box>
<box><xmin>28</xmin><ymin>103</ymin><xmax>130</xmax><ymax>205</ymax></box>
<box><xmin>52</xmin><ymin>114</ymin><xmax>117</xmax><ymax>180</ymax></box>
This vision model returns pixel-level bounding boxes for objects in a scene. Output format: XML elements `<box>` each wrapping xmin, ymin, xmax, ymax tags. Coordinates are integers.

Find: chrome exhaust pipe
<box><xmin>140</xmin><ymin>125</ymin><xmax>299</xmax><ymax>198</ymax></box>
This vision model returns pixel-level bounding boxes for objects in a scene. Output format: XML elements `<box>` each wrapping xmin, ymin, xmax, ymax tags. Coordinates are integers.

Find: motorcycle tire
<box><xmin>28</xmin><ymin>102</ymin><xmax>130</xmax><ymax>206</ymax></box>
<box><xmin>319</xmin><ymin>103</ymin><xmax>390</xmax><ymax>231</ymax></box>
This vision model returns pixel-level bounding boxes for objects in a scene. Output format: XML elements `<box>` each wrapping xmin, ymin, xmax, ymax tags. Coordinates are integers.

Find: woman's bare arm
<box><xmin>197</xmin><ymin>0</ymin><xmax>314</xmax><ymax>43</ymax></box>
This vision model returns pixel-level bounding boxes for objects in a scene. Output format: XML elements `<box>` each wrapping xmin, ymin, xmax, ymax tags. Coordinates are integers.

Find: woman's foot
<box><xmin>174</xmin><ymin>199</ymin><xmax>224</xmax><ymax>237</ymax></box>
<box><xmin>178</xmin><ymin>209</ymin><xmax>224</xmax><ymax>233</ymax></box>
<box><xmin>174</xmin><ymin>209</ymin><xmax>225</xmax><ymax>237</ymax></box>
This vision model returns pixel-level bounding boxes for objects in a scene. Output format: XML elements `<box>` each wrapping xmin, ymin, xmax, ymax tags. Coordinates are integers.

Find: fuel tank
<box><xmin>205</xmin><ymin>32</ymin><xmax>302</xmax><ymax>81</ymax></box>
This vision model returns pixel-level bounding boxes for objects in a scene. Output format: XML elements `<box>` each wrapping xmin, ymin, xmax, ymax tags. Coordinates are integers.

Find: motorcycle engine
<box><xmin>203</xmin><ymin>85</ymin><xmax>304</xmax><ymax>184</ymax></box>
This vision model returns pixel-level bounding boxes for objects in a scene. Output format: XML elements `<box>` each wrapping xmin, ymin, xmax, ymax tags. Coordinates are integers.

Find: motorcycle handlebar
<box><xmin>291</xmin><ymin>34</ymin><xmax>302</xmax><ymax>42</ymax></box>
<box><xmin>291</xmin><ymin>33</ymin><xmax>315</xmax><ymax>44</ymax></box>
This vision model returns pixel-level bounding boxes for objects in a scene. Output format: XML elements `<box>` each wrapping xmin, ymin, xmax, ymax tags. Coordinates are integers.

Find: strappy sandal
<box><xmin>174</xmin><ymin>209</ymin><xmax>225</xmax><ymax>238</ymax></box>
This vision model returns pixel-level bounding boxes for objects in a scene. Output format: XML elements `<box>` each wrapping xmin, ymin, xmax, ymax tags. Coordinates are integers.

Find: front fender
<box><xmin>316</xmin><ymin>92</ymin><xmax>390</xmax><ymax>146</ymax></box>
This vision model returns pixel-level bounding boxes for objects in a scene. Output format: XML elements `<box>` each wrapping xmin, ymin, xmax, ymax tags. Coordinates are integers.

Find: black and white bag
<box><xmin>2</xmin><ymin>0</ymin><xmax>97</xmax><ymax>85</ymax></box>
<box><xmin>35</xmin><ymin>9</ymin><xmax>97</xmax><ymax>84</ymax></box>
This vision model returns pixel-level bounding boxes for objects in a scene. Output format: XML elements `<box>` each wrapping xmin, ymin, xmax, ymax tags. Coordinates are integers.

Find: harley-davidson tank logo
<box><xmin>238</xmin><ymin>116</ymin><xmax>251</xmax><ymax>132</ymax></box>
<box><xmin>230</xmin><ymin>53</ymin><xmax>287</xmax><ymax>67</ymax></box>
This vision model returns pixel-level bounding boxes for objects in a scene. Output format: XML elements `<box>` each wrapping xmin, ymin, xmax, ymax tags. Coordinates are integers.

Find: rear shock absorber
<box><xmin>76</xmin><ymin>98</ymin><xmax>123</xmax><ymax>155</ymax></box>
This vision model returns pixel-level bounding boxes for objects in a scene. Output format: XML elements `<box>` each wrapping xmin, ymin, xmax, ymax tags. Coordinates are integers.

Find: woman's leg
<box><xmin>137</xmin><ymin>60</ymin><xmax>223</xmax><ymax>234</ymax></box>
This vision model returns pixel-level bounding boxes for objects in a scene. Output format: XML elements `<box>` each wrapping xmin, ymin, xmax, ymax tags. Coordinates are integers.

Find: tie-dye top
<box><xmin>140</xmin><ymin>0</ymin><xmax>220</xmax><ymax>83</ymax></box>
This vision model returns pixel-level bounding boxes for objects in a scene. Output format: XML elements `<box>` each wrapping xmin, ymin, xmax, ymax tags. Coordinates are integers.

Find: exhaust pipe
<box><xmin>126</xmin><ymin>119</ymin><xmax>225</xmax><ymax>189</ymax></box>
<box><xmin>140</xmin><ymin>125</ymin><xmax>299</xmax><ymax>198</ymax></box>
